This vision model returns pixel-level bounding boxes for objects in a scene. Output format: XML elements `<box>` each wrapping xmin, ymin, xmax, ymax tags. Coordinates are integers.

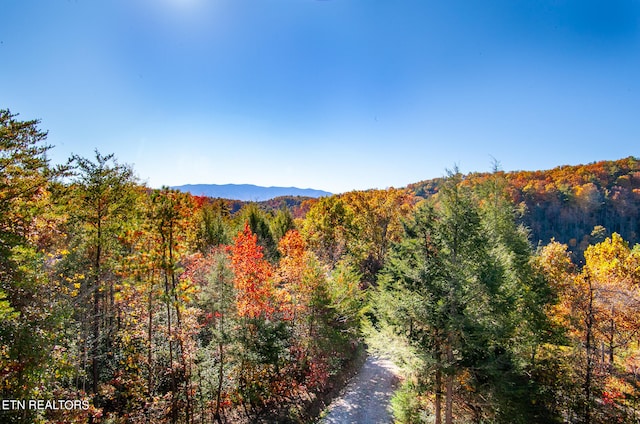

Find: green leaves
<box><xmin>371</xmin><ymin>170</ymin><xmax>556</xmax><ymax>423</ymax></box>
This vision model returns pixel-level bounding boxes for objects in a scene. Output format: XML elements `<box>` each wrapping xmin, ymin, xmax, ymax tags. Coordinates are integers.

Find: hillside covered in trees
<box><xmin>2</xmin><ymin>109</ymin><xmax>640</xmax><ymax>423</ymax></box>
<box><xmin>408</xmin><ymin>157</ymin><xmax>640</xmax><ymax>261</ymax></box>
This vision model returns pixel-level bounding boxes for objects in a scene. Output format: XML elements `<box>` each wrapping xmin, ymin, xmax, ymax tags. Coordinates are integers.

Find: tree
<box><xmin>0</xmin><ymin>110</ymin><xmax>70</xmax><ymax>422</ymax></box>
<box><xmin>65</xmin><ymin>150</ymin><xmax>137</xmax><ymax>396</ymax></box>
<box><xmin>228</xmin><ymin>223</ymin><xmax>288</xmax><ymax>416</ymax></box>
<box><xmin>584</xmin><ymin>233</ymin><xmax>640</xmax><ymax>370</ymax></box>
<box><xmin>237</xmin><ymin>203</ymin><xmax>279</xmax><ymax>263</ymax></box>
<box><xmin>196</xmin><ymin>199</ymin><xmax>231</xmax><ymax>251</ymax></box>
<box><xmin>148</xmin><ymin>187</ymin><xmax>197</xmax><ymax>423</ymax></box>
<box><xmin>342</xmin><ymin>188</ymin><xmax>413</xmax><ymax>284</ymax></box>
<box><xmin>536</xmin><ymin>234</ymin><xmax>640</xmax><ymax>422</ymax></box>
<box><xmin>301</xmin><ymin>195</ymin><xmax>354</xmax><ymax>266</ymax></box>
<box><xmin>533</xmin><ymin>240</ymin><xmax>582</xmax><ymax>419</ymax></box>
<box><xmin>229</xmin><ymin>223</ymin><xmax>275</xmax><ymax>320</ymax></box>
<box><xmin>276</xmin><ymin>230</ymin><xmax>334</xmax><ymax>389</ymax></box>
<box><xmin>582</xmin><ymin>234</ymin><xmax>640</xmax><ymax>421</ymax></box>
<box><xmin>270</xmin><ymin>206</ymin><xmax>295</xmax><ymax>243</ymax></box>
<box><xmin>184</xmin><ymin>249</ymin><xmax>236</xmax><ymax>423</ymax></box>
<box><xmin>0</xmin><ymin>109</ymin><xmax>56</xmax><ymax>254</ymax></box>
<box><xmin>372</xmin><ymin>170</ymin><xmax>556</xmax><ymax>423</ymax></box>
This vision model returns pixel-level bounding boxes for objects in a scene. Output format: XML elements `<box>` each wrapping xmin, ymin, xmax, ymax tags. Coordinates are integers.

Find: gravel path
<box><xmin>320</xmin><ymin>356</ymin><xmax>400</xmax><ymax>424</ymax></box>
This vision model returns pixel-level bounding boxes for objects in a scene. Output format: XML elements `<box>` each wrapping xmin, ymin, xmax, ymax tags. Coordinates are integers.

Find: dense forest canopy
<box><xmin>2</xmin><ymin>109</ymin><xmax>640</xmax><ymax>423</ymax></box>
<box><xmin>231</xmin><ymin>158</ymin><xmax>640</xmax><ymax>263</ymax></box>
<box><xmin>408</xmin><ymin>157</ymin><xmax>640</xmax><ymax>261</ymax></box>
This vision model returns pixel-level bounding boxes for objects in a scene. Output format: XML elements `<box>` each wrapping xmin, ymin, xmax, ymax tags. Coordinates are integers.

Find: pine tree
<box><xmin>0</xmin><ymin>109</ymin><xmax>69</xmax><ymax>422</ymax></box>
<box><xmin>65</xmin><ymin>150</ymin><xmax>137</xmax><ymax>396</ymax></box>
<box><xmin>372</xmin><ymin>169</ymin><xmax>556</xmax><ymax>423</ymax></box>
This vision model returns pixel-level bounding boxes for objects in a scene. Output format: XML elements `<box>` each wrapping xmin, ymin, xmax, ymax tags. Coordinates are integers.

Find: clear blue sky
<box><xmin>1</xmin><ymin>0</ymin><xmax>639</xmax><ymax>193</ymax></box>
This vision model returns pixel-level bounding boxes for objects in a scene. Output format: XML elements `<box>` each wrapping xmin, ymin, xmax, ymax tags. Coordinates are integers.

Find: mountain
<box><xmin>171</xmin><ymin>184</ymin><xmax>331</xmax><ymax>201</ymax></box>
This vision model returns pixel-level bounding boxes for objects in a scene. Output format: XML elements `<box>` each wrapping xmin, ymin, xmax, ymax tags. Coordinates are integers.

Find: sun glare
<box><xmin>137</xmin><ymin>0</ymin><xmax>220</xmax><ymax>35</ymax></box>
<box><xmin>161</xmin><ymin>0</ymin><xmax>202</xmax><ymax>13</ymax></box>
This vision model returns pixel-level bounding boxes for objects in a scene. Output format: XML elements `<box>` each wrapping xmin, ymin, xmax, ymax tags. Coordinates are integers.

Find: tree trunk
<box><xmin>445</xmin><ymin>344</ymin><xmax>454</xmax><ymax>424</ymax></box>
<box><xmin>215</xmin><ymin>340</ymin><xmax>224</xmax><ymax>424</ymax></box>
<box><xmin>584</xmin><ymin>278</ymin><xmax>594</xmax><ymax>424</ymax></box>
<box><xmin>609</xmin><ymin>312</ymin><xmax>615</xmax><ymax>372</ymax></box>
<box><xmin>162</xmin><ymin>232</ymin><xmax>177</xmax><ymax>424</ymax></box>
<box><xmin>435</xmin><ymin>367</ymin><xmax>442</xmax><ymax>424</ymax></box>
<box><xmin>147</xmin><ymin>272</ymin><xmax>154</xmax><ymax>398</ymax></box>
<box><xmin>434</xmin><ymin>334</ymin><xmax>443</xmax><ymax>424</ymax></box>
<box><xmin>92</xmin><ymin>221</ymin><xmax>102</xmax><ymax>395</ymax></box>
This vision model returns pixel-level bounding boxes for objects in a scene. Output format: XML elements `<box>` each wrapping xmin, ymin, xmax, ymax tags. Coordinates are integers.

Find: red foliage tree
<box><xmin>229</xmin><ymin>223</ymin><xmax>275</xmax><ymax>320</ymax></box>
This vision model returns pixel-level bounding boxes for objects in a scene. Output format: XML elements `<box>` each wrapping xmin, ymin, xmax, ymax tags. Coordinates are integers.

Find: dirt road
<box><xmin>320</xmin><ymin>356</ymin><xmax>400</xmax><ymax>424</ymax></box>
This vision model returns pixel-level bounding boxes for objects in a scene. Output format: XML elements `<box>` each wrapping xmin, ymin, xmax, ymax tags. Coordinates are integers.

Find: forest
<box><xmin>408</xmin><ymin>157</ymin><xmax>640</xmax><ymax>262</ymax></box>
<box><xmin>2</xmin><ymin>108</ymin><xmax>640</xmax><ymax>423</ymax></box>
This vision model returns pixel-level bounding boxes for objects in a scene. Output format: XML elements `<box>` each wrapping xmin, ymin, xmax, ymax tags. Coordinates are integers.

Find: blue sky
<box><xmin>1</xmin><ymin>0</ymin><xmax>639</xmax><ymax>193</ymax></box>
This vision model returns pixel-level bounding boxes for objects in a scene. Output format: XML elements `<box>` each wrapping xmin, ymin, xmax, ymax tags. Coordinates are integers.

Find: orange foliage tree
<box><xmin>538</xmin><ymin>234</ymin><xmax>640</xmax><ymax>422</ymax></box>
<box><xmin>229</xmin><ymin>222</ymin><xmax>275</xmax><ymax>320</ymax></box>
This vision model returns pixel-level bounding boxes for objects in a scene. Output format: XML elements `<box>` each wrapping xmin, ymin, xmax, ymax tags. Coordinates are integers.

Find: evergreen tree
<box><xmin>63</xmin><ymin>150</ymin><xmax>137</xmax><ymax>396</ymax></box>
<box><xmin>196</xmin><ymin>199</ymin><xmax>230</xmax><ymax>251</ymax></box>
<box><xmin>371</xmin><ymin>169</ymin><xmax>557</xmax><ymax>423</ymax></box>
<box><xmin>238</xmin><ymin>203</ymin><xmax>279</xmax><ymax>262</ymax></box>
<box><xmin>0</xmin><ymin>109</ymin><xmax>70</xmax><ymax>422</ymax></box>
<box><xmin>270</xmin><ymin>205</ymin><xmax>295</xmax><ymax>243</ymax></box>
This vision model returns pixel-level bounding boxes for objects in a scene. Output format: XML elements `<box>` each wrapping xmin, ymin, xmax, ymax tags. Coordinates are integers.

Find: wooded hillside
<box><xmin>2</xmin><ymin>109</ymin><xmax>640</xmax><ymax>423</ymax></box>
<box><xmin>408</xmin><ymin>157</ymin><xmax>640</xmax><ymax>260</ymax></box>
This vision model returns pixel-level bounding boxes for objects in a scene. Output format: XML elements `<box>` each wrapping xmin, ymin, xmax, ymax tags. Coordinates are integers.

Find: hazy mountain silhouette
<box><xmin>172</xmin><ymin>184</ymin><xmax>331</xmax><ymax>201</ymax></box>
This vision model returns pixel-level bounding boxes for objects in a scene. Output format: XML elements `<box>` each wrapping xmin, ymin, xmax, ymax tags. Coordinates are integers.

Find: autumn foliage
<box><xmin>3</xmin><ymin>109</ymin><xmax>640</xmax><ymax>423</ymax></box>
<box><xmin>409</xmin><ymin>157</ymin><xmax>640</xmax><ymax>259</ymax></box>
<box><xmin>229</xmin><ymin>223</ymin><xmax>275</xmax><ymax>320</ymax></box>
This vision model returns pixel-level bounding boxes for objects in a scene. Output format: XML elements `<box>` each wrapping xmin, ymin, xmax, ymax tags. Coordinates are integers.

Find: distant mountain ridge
<box><xmin>172</xmin><ymin>184</ymin><xmax>331</xmax><ymax>201</ymax></box>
